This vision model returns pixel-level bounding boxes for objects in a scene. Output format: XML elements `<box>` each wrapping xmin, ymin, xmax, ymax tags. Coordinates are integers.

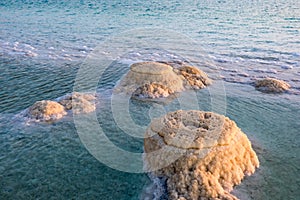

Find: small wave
<box><xmin>0</xmin><ymin>41</ymin><xmax>38</xmax><ymax>58</ymax></box>
<box><xmin>284</xmin><ymin>17</ymin><xmax>300</xmax><ymax>21</ymax></box>
<box><xmin>140</xmin><ymin>173</ymin><xmax>167</xmax><ymax>200</ymax></box>
<box><xmin>250</xmin><ymin>68</ymin><xmax>278</xmax><ymax>74</ymax></box>
<box><xmin>25</xmin><ymin>51</ymin><xmax>38</xmax><ymax>57</ymax></box>
<box><xmin>292</xmin><ymin>52</ymin><xmax>300</xmax><ymax>57</ymax></box>
<box><xmin>281</xmin><ymin>65</ymin><xmax>293</xmax><ymax>70</ymax></box>
<box><xmin>237</xmin><ymin>72</ymin><xmax>250</xmax><ymax>77</ymax></box>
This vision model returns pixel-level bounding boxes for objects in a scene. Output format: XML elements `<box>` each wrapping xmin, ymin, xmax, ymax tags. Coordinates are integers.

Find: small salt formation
<box><xmin>58</xmin><ymin>92</ymin><xmax>96</xmax><ymax>114</ymax></box>
<box><xmin>144</xmin><ymin>110</ymin><xmax>259</xmax><ymax>200</ymax></box>
<box><xmin>114</xmin><ymin>62</ymin><xmax>211</xmax><ymax>99</ymax></box>
<box><xmin>27</xmin><ymin>100</ymin><xmax>67</xmax><ymax>121</ymax></box>
<box><xmin>177</xmin><ymin>66</ymin><xmax>212</xmax><ymax>89</ymax></box>
<box><xmin>255</xmin><ymin>78</ymin><xmax>290</xmax><ymax>93</ymax></box>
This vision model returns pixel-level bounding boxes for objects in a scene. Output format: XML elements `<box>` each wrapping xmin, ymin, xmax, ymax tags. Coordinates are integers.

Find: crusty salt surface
<box><xmin>254</xmin><ymin>78</ymin><xmax>290</xmax><ymax>93</ymax></box>
<box><xmin>177</xmin><ymin>66</ymin><xmax>212</xmax><ymax>90</ymax></box>
<box><xmin>115</xmin><ymin>62</ymin><xmax>185</xmax><ymax>94</ymax></box>
<box><xmin>132</xmin><ymin>82</ymin><xmax>174</xmax><ymax>99</ymax></box>
<box><xmin>58</xmin><ymin>92</ymin><xmax>96</xmax><ymax>114</ymax></box>
<box><xmin>114</xmin><ymin>62</ymin><xmax>213</xmax><ymax>101</ymax></box>
<box><xmin>27</xmin><ymin>100</ymin><xmax>67</xmax><ymax>121</ymax></box>
<box><xmin>144</xmin><ymin>110</ymin><xmax>259</xmax><ymax>200</ymax></box>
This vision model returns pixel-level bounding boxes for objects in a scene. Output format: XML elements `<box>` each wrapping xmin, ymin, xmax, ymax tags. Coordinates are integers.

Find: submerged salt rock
<box><xmin>132</xmin><ymin>83</ymin><xmax>174</xmax><ymax>99</ymax></box>
<box><xmin>58</xmin><ymin>92</ymin><xmax>96</xmax><ymax>114</ymax></box>
<box><xmin>115</xmin><ymin>62</ymin><xmax>185</xmax><ymax>94</ymax></box>
<box><xmin>255</xmin><ymin>78</ymin><xmax>290</xmax><ymax>93</ymax></box>
<box><xmin>177</xmin><ymin>66</ymin><xmax>212</xmax><ymax>89</ymax></box>
<box><xmin>27</xmin><ymin>100</ymin><xmax>67</xmax><ymax>121</ymax></box>
<box><xmin>144</xmin><ymin>110</ymin><xmax>259</xmax><ymax>200</ymax></box>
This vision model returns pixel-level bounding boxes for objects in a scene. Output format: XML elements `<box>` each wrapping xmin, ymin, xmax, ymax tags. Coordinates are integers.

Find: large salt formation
<box><xmin>114</xmin><ymin>62</ymin><xmax>211</xmax><ymax>99</ymax></box>
<box><xmin>144</xmin><ymin>110</ymin><xmax>259</xmax><ymax>200</ymax></box>
<box><xmin>254</xmin><ymin>78</ymin><xmax>290</xmax><ymax>93</ymax></box>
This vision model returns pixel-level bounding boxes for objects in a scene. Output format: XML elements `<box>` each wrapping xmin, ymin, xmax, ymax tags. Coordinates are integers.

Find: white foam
<box><xmin>25</xmin><ymin>51</ymin><xmax>38</xmax><ymax>57</ymax></box>
<box><xmin>140</xmin><ymin>173</ymin><xmax>167</xmax><ymax>200</ymax></box>
<box><xmin>281</xmin><ymin>65</ymin><xmax>293</xmax><ymax>70</ymax></box>
<box><xmin>23</xmin><ymin>44</ymin><xmax>35</xmax><ymax>50</ymax></box>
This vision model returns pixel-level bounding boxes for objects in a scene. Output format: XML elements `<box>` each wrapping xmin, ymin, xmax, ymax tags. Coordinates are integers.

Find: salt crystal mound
<box><xmin>255</xmin><ymin>78</ymin><xmax>290</xmax><ymax>93</ymax></box>
<box><xmin>144</xmin><ymin>110</ymin><xmax>259</xmax><ymax>200</ymax></box>
<box><xmin>26</xmin><ymin>100</ymin><xmax>67</xmax><ymax>121</ymax></box>
<box><xmin>176</xmin><ymin>66</ymin><xmax>212</xmax><ymax>90</ymax></box>
<box><xmin>58</xmin><ymin>92</ymin><xmax>96</xmax><ymax>114</ymax></box>
<box><xmin>115</xmin><ymin>62</ymin><xmax>184</xmax><ymax>94</ymax></box>
<box><xmin>114</xmin><ymin>62</ymin><xmax>211</xmax><ymax>99</ymax></box>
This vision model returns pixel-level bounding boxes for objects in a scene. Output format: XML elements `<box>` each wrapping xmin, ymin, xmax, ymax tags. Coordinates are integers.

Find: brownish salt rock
<box><xmin>114</xmin><ymin>62</ymin><xmax>185</xmax><ymax>94</ymax></box>
<box><xmin>132</xmin><ymin>83</ymin><xmax>174</xmax><ymax>99</ymax></box>
<box><xmin>255</xmin><ymin>78</ymin><xmax>290</xmax><ymax>93</ymax></box>
<box><xmin>58</xmin><ymin>92</ymin><xmax>96</xmax><ymax>114</ymax></box>
<box><xmin>27</xmin><ymin>100</ymin><xmax>67</xmax><ymax>121</ymax></box>
<box><xmin>177</xmin><ymin>66</ymin><xmax>212</xmax><ymax>89</ymax></box>
<box><xmin>144</xmin><ymin>110</ymin><xmax>259</xmax><ymax>200</ymax></box>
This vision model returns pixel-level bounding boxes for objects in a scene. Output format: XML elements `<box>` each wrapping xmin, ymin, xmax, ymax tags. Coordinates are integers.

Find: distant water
<box><xmin>0</xmin><ymin>0</ymin><xmax>299</xmax><ymax>199</ymax></box>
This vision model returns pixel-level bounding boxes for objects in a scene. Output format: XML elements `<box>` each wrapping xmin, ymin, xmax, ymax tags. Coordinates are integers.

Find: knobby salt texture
<box><xmin>254</xmin><ymin>78</ymin><xmax>290</xmax><ymax>93</ymax></box>
<box><xmin>25</xmin><ymin>92</ymin><xmax>96</xmax><ymax>122</ymax></box>
<box><xmin>144</xmin><ymin>110</ymin><xmax>259</xmax><ymax>200</ymax></box>
<box><xmin>27</xmin><ymin>100</ymin><xmax>67</xmax><ymax>121</ymax></box>
<box><xmin>114</xmin><ymin>62</ymin><xmax>211</xmax><ymax>99</ymax></box>
<box><xmin>132</xmin><ymin>83</ymin><xmax>174</xmax><ymax>99</ymax></box>
<box><xmin>58</xmin><ymin>92</ymin><xmax>96</xmax><ymax>114</ymax></box>
<box><xmin>177</xmin><ymin>66</ymin><xmax>212</xmax><ymax>90</ymax></box>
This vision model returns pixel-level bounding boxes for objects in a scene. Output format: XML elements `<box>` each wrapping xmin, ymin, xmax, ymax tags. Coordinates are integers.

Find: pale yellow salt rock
<box><xmin>132</xmin><ymin>82</ymin><xmax>174</xmax><ymax>99</ymax></box>
<box><xmin>58</xmin><ymin>92</ymin><xmax>96</xmax><ymax>114</ymax></box>
<box><xmin>177</xmin><ymin>66</ymin><xmax>212</xmax><ymax>89</ymax></box>
<box><xmin>144</xmin><ymin>110</ymin><xmax>259</xmax><ymax>200</ymax></box>
<box><xmin>255</xmin><ymin>78</ymin><xmax>290</xmax><ymax>93</ymax></box>
<box><xmin>114</xmin><ymin>62</ymin><xmax>213</xmax><ymax>101</ymax></box>
<box><xmin>115</xmin><ymin>62</ymin><xmax>185</xmax><ymax>94</ymax></box>
<box><xmin>27</xmin><ymin>100</ymin><xmax>67</xmax><ymax>121</ymax></box>
<box><xmin>130</xmin><ymin>61</ymin><xmax>173</xmax><ymax>74</ymax></box>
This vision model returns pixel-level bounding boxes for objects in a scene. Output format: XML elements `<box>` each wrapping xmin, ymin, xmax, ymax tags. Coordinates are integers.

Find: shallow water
<box><xmin>0</xmin><ymin>0</ymin><xmax>299</xmax><ymax>199</ymax></box>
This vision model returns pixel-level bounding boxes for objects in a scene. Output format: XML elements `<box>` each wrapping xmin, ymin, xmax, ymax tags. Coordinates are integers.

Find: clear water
<box><xmin>0</xmin><ymin>0</ymin><xmax>299</xmax><ymax>199</ymax></box>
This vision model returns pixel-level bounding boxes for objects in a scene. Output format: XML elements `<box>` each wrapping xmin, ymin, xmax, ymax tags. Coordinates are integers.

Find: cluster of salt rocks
<box><xmin>24</xmin><ymin>61</ymin><xmax>265</xmax><ymax>200</ymax></box>
<box><xmin>144</xmin><ymin>110</ymin><xmax>259</xmax><ymax>200</ymax></box>
<box><xmin>26</xmin><ymin>92</ymin><xmax>96</xmax><ymax>122</ymax></box>
<box><xmin>114</xmin><ymin>61</ymin><xmax>212</xmax><ymax>99</ymax></box>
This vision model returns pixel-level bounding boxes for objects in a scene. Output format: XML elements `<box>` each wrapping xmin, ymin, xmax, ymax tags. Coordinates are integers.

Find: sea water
<box><xmin>0</xmin><ymin>0</ymin><xmax>299</xmax><ymax>199</ymax></box>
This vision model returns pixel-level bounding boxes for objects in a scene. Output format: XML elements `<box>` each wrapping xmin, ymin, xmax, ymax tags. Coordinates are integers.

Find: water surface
<box><xmin>0</xmin><ymin>0</ymin><xmax>299</xmax><ymax>199</ymax></box>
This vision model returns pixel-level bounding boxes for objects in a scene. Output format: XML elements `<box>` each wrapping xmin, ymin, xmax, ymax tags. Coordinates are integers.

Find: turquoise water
<box><xmin>0</xmin><ymin>0</ymin><xmax>299</xmax><ymax>199</ymax></box>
